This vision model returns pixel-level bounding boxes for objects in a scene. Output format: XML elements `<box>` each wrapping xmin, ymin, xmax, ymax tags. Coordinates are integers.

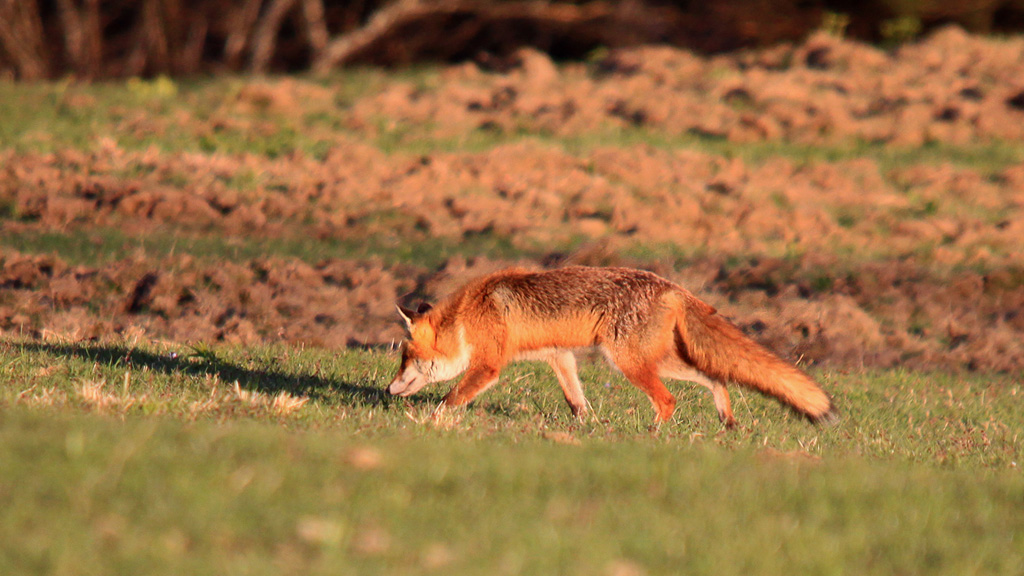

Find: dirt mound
<box><xmin>712</xmin><ymin>256</ymin><xmax>1024</xmax><ymax>372</ymax></box>
<box><xmin>4</xmin><ymin>247</ymin><xmax>1024</xmax><ymax>372</ymax></box>
<box><xmin>0</xmin><ymin>251</ymin><xmax>420</xmax><ymax>347</ymax></box>
<box><xmin>350</xmin><ymin>29</ymin><xmax>1024</xmax><ymax>146</ymax></box>
<box><xmin>5</xmin><ymin>141</ymin><xmax>1022</xmax><ymax>269</ymax></box>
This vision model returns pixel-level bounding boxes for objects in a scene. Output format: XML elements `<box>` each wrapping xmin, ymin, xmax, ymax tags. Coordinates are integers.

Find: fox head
<box><xmin>387</xmin><ymin>302</ymin><xmax>470</xmax><ymax>397</ymax></box>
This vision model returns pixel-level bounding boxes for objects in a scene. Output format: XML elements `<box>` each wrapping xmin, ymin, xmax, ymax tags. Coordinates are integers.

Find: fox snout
<box><xmin>387</xmin><ymin>366</ymin><xmax>428</xmax><ymax>397</ymax></box>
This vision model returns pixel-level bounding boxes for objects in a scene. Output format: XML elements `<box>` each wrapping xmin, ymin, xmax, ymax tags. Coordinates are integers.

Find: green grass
<box><xmin>0</xmin><ymin>339</ymin><xmax>1021</xmax><ymax>575</ymax></box>
<box><xmin>0</xmin><ymin>70</ymin><xmax>404</xmax><ymax>157</ymax></box>
<box><xmin>0</xmin><ymin>226</ymin><xmax>532</xmax><ymax>269</ymax></box>
<box><xmin>3</xmin><ymin>76</ymin><xmax>1023</xmax><ymax>174</ymax></box>
<box><xmin>459</xmin><ymin>128</ymin><xmax>1024</xmax><ymax>176</ymax></box>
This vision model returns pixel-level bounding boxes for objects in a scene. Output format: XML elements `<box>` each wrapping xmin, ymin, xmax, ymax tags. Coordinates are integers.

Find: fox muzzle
<box><xmin>387</xmin><ymin>367</ymin><xmax>428</xmax><ymax>397</ymax></box>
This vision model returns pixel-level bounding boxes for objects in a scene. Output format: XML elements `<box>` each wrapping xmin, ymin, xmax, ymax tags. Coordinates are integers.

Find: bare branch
<box><xmin>313</xmin><ymin>0</ymin><xmax>622</xmax><ymax>73</ymax></box>
<box><xmin>182</xmin><ymin>15</ymin><xmax>209</xmax><ymax>73</ymax></box>
<box><xmin>301</xmin><ymin>0</ymin><xmax>329</xmax><ymax>58</ymax></box>
<box><xmin>250</xmin><ymin>0</ymin><xmax>298</xmax><ymax>73</ymax></box>
<box><xmin>0</xmin><ymin>0</ymin><xmax>49</xmax><ymax>79</ymax></box>
<box><xmin>56</xmin><ymin>0</ymin><xmax>85</xmax><ymax>70</ymax></box>
<box><xmin>314</xmin><ymin>0</ymin><xmax>425</xmax><ymax>74</ymax></box>
<box><xmin>225</xmin><ymin>0</ymin><xmax>264</xmax><ymax>70</ymax></box>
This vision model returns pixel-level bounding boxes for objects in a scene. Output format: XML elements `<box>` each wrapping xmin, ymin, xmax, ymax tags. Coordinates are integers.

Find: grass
<box><xmin>0</xmin><ymin>70</ymin><xmax>402</xmax><ymax>157</ymax></box>
<box><xmin>0</xmin><ymin>226</ymin><xmax>531</xmax><ymax>269</ymax></box>
<box><xmin>3</xmin><ymin>76</ymin><xmax>1024</xmax><ymax>174</ymax></box>
<box><xmin>4</xmin><ymin>340</ymin><xmax>1020</xmax><ymax>467</ymax></box>
<box><xmin>0</xmin><ymin>339</ymin><xmax>1021</xmax><ymax>575</ymax></box>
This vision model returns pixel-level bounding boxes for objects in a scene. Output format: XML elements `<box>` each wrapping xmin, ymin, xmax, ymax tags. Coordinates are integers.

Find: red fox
<box><xmin>387</xmin><ymin>266</ymin><xmax>836</xmax><ymax>427</ymax></box>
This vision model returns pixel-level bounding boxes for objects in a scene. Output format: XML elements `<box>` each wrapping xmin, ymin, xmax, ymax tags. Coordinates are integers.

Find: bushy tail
<box><xmin>675</xmin><ymin>293</ymin><xmax>837</xmax><ymax>424</ymax></box>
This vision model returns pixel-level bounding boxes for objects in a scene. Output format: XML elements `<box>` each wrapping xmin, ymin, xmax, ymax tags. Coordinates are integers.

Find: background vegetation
<box><xmin>4</xmin><ymin>0</ymin><xmax>1024</xmax><ymax>79</ymax></box>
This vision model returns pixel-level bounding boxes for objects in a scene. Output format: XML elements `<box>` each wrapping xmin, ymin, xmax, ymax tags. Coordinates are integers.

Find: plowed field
<box><xmin>3</xmin><ymin>27</ymin><xmax>1024</xmax><ymax>371</ymax></box>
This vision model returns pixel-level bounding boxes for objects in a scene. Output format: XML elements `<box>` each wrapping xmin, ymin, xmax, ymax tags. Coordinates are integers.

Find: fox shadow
<box><xmin>16</xmin><ymin>341</ymin><xmax>446</xmax><ymax>409</ymax></box>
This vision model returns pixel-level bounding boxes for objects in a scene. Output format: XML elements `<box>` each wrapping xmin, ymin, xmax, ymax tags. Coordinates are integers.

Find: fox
<box><xmin>387</xmin><ymin>266</ymin><xmax>836</xmax><ymax>427</ymax></box>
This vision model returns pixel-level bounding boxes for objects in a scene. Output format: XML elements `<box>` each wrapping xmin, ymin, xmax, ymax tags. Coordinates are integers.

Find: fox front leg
<box><xmin>439</xmin><ymin>364</ymin><xmax>502</xmax><ymax>409</ymax></box>
<box><xmin>545</xmin><ymin>352</ymin><xmax>590</xmax><ymax>419</ymax></box>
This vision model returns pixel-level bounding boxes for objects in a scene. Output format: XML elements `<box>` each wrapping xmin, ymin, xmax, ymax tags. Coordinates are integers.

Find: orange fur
<box><xmin>387</xmin><ymin>266</ymin><xmax>837</xmax><ymax>427</ymax></box>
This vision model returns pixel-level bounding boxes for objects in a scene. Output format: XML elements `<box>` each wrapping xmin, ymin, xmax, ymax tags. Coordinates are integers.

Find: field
<box><xmin>2</xmin><ymin>28</ymin><xmax>1023</xmax><ymax>574</ymax></box>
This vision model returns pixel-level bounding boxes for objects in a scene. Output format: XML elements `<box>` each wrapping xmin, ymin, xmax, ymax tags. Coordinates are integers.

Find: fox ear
<box><xmin>398</xmin><ymin>302</ymin><xmax>433</xmax><ymax>332</ymax></box>
<box><xmin>397</xmin><ymin>304</ymin><xmax>418</xmax><ymax>331</ymax></box>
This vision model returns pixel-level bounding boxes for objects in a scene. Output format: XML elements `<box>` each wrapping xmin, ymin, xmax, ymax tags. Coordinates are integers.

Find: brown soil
<box><xmin>3</xmin><ymin>28</ymin><xmax>1024</xmax><ymax>372</ymax></box>
<box><xmin>4</xmin><ymin>140</ymin><xmax>1022</xmax><ymax>261</ymax></box>
<box><xmin>3</xmin><ymin>245</ymin><xmax>1023</xmax><ymax>372</ymax></box>
<box><xmin>350</xmin><ymin>27</ymin><xmax>1024</xmax><ymax>146</ymax></box>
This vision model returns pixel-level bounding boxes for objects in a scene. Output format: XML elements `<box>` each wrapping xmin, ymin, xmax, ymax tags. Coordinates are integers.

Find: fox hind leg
<box><xmin>711</xmin><ymin>382</ymin><xmax>736</xmax><ymax>429</ymax></box>
<box><xmin>619</xmin><ymin>364</ymin><xmax>677</xmax><ymax>423</ymax></box>
<box><xmin>546</xmin><ymin>351</ymin><xmax>590</xmax><ymax>419</ymax></box>
<box><xmin>659</xmin><ymin>363</ymin><xmax>736</xmax><ymax>428</ymax></box>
